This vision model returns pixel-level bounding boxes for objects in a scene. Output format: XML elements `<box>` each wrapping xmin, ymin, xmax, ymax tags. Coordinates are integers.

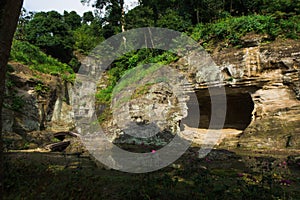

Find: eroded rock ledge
<box><xmin>95</xmin><ymin>37</ymin><xmax>300</xmax><ymax>152</ymax></box>
<box><xmin>3</xmin><ymin>36</ymin><xmax>300</xmax><ymax>153</ymax></box>
<box><xmin>3</xmin><ymin>63</ymin><xmax>75</xmax><ymax>151</ymax></box>
<box><xmin>208</xmin><ymin>37</ymin><xmax>300</xmax><ymax>150</ymax></box>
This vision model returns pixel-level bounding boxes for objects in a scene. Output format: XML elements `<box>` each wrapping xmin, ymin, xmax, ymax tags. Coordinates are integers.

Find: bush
<box><xmin>157</xmin><ymin>9</ymin><xmax>192</xmax><ymax>32</ymax></box>
<box><xmin>74</xmin><ymin>24</ymin><xmax>104</xmax><ymax>54</ymax></box>
<box><xmin>10</xmin><ymin>40</ymin><xmax>75</xmax><ymax>81</ymax></box>
<box><xmin>95</xmin><ymin>49</ymin><xmax>178</xmax><ymax>105</ymax></box>
<box><xmin>191</xmin><ymin>14</ymin><xmax>299</xmax><ymax>47</ymax></box>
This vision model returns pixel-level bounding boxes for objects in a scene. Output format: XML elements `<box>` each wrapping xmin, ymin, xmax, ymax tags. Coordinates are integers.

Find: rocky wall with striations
<box><xmin>2</xmin><ymin>63</ymin><xmax>75</xmax><ymax>150</ymax></box>
<box><xmin>210</xmin><ymin>36</ymin><xmax>300</xmax><ymax>150</ymax></box>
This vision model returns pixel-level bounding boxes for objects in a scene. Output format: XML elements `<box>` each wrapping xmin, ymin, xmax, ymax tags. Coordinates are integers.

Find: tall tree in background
<box><xmin>74</xmin><ymin>12</ymin><xmax>104</xmax><ymax>54</ymax></box>
<box><xmin>125</xmin><ymin>6</ymin><xmax>155</xmax><ymax>29</ymax></box>
<box><xmin>81</xmin><ymin>0</ymin><xmax>125</xmax><ymax>38</ymax></box>
<box><xmin>0</xmin><ymin>0</ymin><xmax>24</xmax><ymax>198</ymax></box>
<box><xmin>83</xmin><ymin>11</ymin><xmax>95</xmax><ymax>24</ymax></box>
<box><xmin>64</xmin><ymin>11</ymin><xmax>82</xmax><ymax>30</ymax></box>
<box><xmin>25</xmin><ymin>11</ymin><xmax>75</xmax><ymax>63</ymax></box>
<box><xmin>15</xmin><ymin>8</ymin><xmax>34</xmax><ymax>40</ymax></box>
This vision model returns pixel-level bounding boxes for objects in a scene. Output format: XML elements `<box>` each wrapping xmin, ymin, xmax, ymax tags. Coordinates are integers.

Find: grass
<box><xmin>10</xmin><ymin>40</ymin><xmax>75</xmax><ymax>82</ymax></box>
<box><xmin>3</xmin><ymin>148</ymin><xmax>300</xmax><ymax>200</ymax></box>
<box><xmin>95</xmin><ymin>50</ymin><xmax>178</xmax><ymax>104</ymax></box>
<box><xmin>95</xmin><ymin>50</ymin><xmax>178</xmax><ymax>124</ymax></box>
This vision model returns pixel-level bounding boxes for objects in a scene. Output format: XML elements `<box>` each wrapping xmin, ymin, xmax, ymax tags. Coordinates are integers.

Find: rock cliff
<box><xmin>107</xmin><ymin>35</ymin><xmax>300</xmax><ymax>151</ymax></box>
<box><xmin>211</xmin><ymin>36</ymin><xmax>300</xmax><ymax>150</ymax></box>
<box><xmin>2</xmin><ymin>62</ymin><xmax>75</xmax><ymax>150</ymax></box>
<box><xmin>3</xmin><ymin>36</ymin><xmax>300</xmax><ymax>153</ymax></box>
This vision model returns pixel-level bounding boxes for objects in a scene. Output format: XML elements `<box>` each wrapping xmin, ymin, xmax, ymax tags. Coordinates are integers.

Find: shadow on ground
<box><xmin>3</xmin><ymin>146</ymin><xmax>300</xmax><ymax>200</ymax></box>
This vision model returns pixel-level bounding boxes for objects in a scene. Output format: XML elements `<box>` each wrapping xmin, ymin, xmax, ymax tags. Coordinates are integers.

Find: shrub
<box><xmin>10</xmin><ymin>40</ymin><xmax>74</xmax><ymax>81</ymax></box>
<box><xmin>191</xmin><ymin>14</ymin><xmax>299</xmax><ymax>47</ymax></box>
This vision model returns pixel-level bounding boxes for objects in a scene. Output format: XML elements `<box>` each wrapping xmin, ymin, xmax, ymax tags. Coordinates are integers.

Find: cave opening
<box><xmin>185</xmin><ymin>87</ymin><xmax>256</xmax><ymax>130</ymax></box>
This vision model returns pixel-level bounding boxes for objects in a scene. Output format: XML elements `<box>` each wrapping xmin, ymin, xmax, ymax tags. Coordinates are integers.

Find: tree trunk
<box><xmin>120</xmin><ymin>0</ymin><xmax>125</xmax><ymax>32</ymax></box>
<box><xmin>0</xmin><ymin>0</ymin><xmax>24</xmax><ymax>199</ymax></box>
<box><xmin>120</xmin><ymin>0</ymin><xmax>126</xmax><ymax>48</ymax></box>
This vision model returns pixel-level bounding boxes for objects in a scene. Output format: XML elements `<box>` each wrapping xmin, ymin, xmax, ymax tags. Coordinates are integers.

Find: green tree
<box><xmin>157</xmin><ymin>9</ymin><xmax>192</xmax><ymax>32</ymax></box>
<box><xmin>64</xmin><ymin>11</ymin><xmax>82</xmax><ymax>30</ymax></box>
<box><xmin>74</xmin><ymin>22</ymin><xmax>104</xmax><ymax>53</ymax></box>
<box><xmin>83</xmin><ymin>11</ymin><xmax>94</xmax><ymax>23</ymax></box>
<box><xmin>15</xmin><ymin>8</ymin><xmax>34</xmax><ymax>40</ymax></box>
<box><xmin>125</xmin><ymin>6</ymin><xmax>155</xmax><ymax>29</ymax></box>
<box><xmin>82</xmin><ymin>0</ymin><xmax>125</xmax><ymax>37</ymax></box>
<box><xmin>24</xmin><ymin>11</ymin><xmax>75</xmax><ymax>63</ymax></box>
<box><xmin>138</xmin><ymin>0</ymin><xmax>176</xmax><ymax>24</ymax></box>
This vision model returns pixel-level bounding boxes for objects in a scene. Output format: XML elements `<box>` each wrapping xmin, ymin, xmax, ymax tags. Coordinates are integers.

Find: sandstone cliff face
<box><xmin>85</xmin><ymin>36</ymin><xmax>300</xmax><ymax>151</ymax></box>
<box><xmin>211</xmin><ymin>37</ymin><xmax>300</xmax><ymax>150</ymax></box>
<box><xmin>2</xmin><ymin>63</ymin><xmax>75</xmax><ymax>150</ymax></box>
<box><xmin>3</xmin><ymin>36</ymin><xmax>300</xmax><ymax>152</ymax></box>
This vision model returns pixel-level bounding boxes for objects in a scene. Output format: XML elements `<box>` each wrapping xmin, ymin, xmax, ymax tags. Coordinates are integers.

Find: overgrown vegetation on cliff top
<box><xmin>10</xmin><ymin>40</ymin><xmax>75</xmax><ymax>82</ymax></box>
<box><xmin>96</xmin><ymin>13</ymin><xmax>300</xmax><ymax>105</ymax></box>
<box><xmin>95</xmin><ymin>49</ymin><xmax>178</xmax><ymax>104</ymax></box>
<box><xmin>12</xmin><ymin>1</ymin><xmax>300</xmax><ymax>115</ymax></box>
<box><xmin>191</xmin><ymin>15</ymin><xmax>300</xmax><ymax>49</ymax></box>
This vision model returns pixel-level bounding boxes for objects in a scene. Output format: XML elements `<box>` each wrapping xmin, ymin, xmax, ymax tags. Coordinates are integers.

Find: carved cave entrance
<box><xmin>185</xmin><ymin>87</ymin><xmax>256</xmax><ymax>130</ymax></box>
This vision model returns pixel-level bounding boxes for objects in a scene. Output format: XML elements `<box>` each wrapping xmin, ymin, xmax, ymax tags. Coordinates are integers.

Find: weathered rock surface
<box><xmin>210</xmin><ymin>37</ymin><xmax>300</xmax><ymax>150</ymax></box>
<box><xmin>86</xmin><ymin>36</ymin><xmax>300</xmax><ymax>152</ymax></box>
<box><xmin>2</xmin><ymin>63</ymin><xmax>75</xmax><ymax>150</ymax></box>
<box><xmin>111</xmin><ymin>81</ymin><xmax>187</xmax><ymax>145</ymax></box>
<box><xmin>3</xmin><ymin>36</ymin><xmax>300</xmax><ymax>154</ymax></box>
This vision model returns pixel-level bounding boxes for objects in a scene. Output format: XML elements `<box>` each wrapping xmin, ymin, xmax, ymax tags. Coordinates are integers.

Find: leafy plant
<box><xmin>34</xmin><ymin>83</ymin><xmax>50</xmax><ymax>95</ymax></box>
<box><xmin>191</xmin><ymin>14</ymin><xmax>299</xmax><ymax>48</ymax></box>
<box><xmin>10</xmin><ymin>40</ymin><xmax>75</xmax><ymax>82</ymax></box>
<box><xmin>3</xmin><ymin>93</ymin><xmax>25</xmax><ymax>112</ymax></box>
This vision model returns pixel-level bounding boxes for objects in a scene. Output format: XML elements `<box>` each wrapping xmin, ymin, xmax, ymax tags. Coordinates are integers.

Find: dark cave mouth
<box><xmin>185</xmin><ymin>87</ymin><xmax>256</xmax><ymax>130</ymax></box>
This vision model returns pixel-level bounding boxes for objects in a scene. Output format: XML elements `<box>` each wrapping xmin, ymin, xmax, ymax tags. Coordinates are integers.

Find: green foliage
<box><xmin>15</xmin><ymin>8</ymin><xmax>34</xmax><ymax>41</ymax></box>
<box><xmin>278</xmin><ymin>15</ymin><xmax>300</xmax><ymax>39</ymax></box>
<box><xmin>81</xmin><ymin>0</ymin><xmax>125</xmax><ymax>38</ymax></box>
<box><xmin>138</xmin><ymin>0</ymin><xmax>300</xmax><ymax>25</ymax></box>
<box><xmin>157</xmin><ymin>9</ymin><xmax>192</xmax><ymax>32</ymax></box>
<box><xmin>260</xmin><ymin>0</ymin><xmax>299</xmax><ymax>15</ymax></box>
<box><xmin>74</xmin><ymin>23</ymin><xmax>104</xmax><ymax>54</ymax></box>
<box><xmin>63</xmin><ymin>11</ymin><xmax>82</xmax><ymax>30</ymax></box>
<box><xmin>95</xmin><ymin>85</ymin><xmax>114</xmax><ymax>104</ymax></box>
<box><xmin>95</xmin><ymin>49</ymin><xmax>178</xmax><ymax>105</ymax></box>
<box><xmin>125</xmin><ymin>6</ymin><xmax>155</xmax><ymax>29</ymax></box>
<box><xmin>191</xmin><ymin>14</ymin><xmax>300</xmax><ymax>47</ymax></box>
<box><xmin>24</xmin><ymin>11</ymin><xmax>75</xmax><ymax>63</ymax></box>
<box><xmin>82</xmin><ymin>11</ymin><xmax>94</xmax><ymax>23</ymax></box>
<box><xmin>34</xmin><ymin>83</ymin><xmax>50</xmax><ymax>95</ymax></box>
<box><xmin>10</xmin><ymin>40</ymin><xmax>74</xmax><ymax>81</ymax></box>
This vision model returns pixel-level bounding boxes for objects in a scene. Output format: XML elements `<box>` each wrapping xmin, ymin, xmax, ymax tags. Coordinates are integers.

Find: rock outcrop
<box><xmin>84</xmin><ymin>36</ymin><xmax>300</xmax><ymax>152</ymax></box>
<box><xmin>211</xmin><ymin>37</ymin><xmax>300</xmax><ymax>150</ymax></box>
<box><xmin>3</xmin><ymin>36</ymin><xmax>300</xmax><ymax>153</ymax></box>
<box><xmin>2</xmin><ymin>63</ymin><xmax>75</xmax><ymax>150</ymax></box>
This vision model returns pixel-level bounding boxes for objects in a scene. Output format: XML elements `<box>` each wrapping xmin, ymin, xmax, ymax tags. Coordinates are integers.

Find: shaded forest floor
<box><xmin>3</xmin><ymin>146</ymin><xmax>300</xmax><ymax>200</ymax></box>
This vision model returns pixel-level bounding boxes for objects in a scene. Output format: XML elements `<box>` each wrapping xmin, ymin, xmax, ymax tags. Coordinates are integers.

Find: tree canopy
<box><xmin>24</xmin><ymin>11</ymin><xmax>75</xmax><ymax>64</ymax></box>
